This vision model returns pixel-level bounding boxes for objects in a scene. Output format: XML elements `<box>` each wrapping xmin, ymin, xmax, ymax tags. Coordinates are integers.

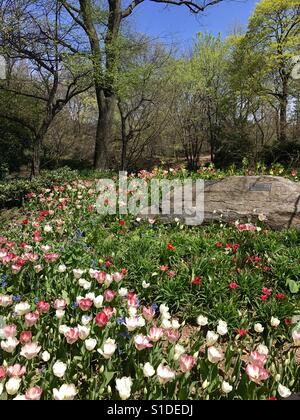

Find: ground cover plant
<box><xmin>0</xmin><ymin>165</ymin><xmax>300</xmax><ymax>400</ymax></box>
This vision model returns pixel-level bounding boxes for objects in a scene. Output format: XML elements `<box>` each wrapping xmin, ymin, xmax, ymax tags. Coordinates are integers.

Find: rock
<box><xmin>202</xmin><ymin>176</ymin><xmax>300</xmax><ymax>230</ymax></box>
<box><xmin>141</xmin><ymin>176</ymin><xmax>300</xmax><ymax>230</ymax></box>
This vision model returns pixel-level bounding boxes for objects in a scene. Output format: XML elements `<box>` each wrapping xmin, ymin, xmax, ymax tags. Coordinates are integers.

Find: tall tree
<box><xmin>60</xmin><ymin>0</ymin><xmax>226</xmax><ymax>169</ymax></box>
<box><xmin>244</xmin><ymin>0</ymin><xmax>300</xmax><ymax>143</ymax></box>
<box><xmin>0</xmin><ymin>0</ymin><xmax>92</xmax><ymax>176</ymax></box>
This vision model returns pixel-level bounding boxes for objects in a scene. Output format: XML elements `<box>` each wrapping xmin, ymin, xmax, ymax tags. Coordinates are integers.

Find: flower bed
<box><xmin>0</xmin><ymin>168</ymin><xmax>300</xmax><ymax>400</ymax></box>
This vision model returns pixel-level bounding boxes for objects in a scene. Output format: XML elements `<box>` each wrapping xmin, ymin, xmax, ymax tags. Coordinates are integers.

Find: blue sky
<box><xmin>130</xmin><ymin>0</ymin><xmax>259</xmax><ymax>48</ymax></box>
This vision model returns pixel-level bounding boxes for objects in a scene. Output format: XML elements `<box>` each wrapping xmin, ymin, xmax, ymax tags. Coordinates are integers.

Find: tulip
<box><xmin>271</xmin><ymin>317</ymin><xmax>280</xmax><ymax>328</ymax></box>
<box><xmin>85</xmin><ymin>338</ymin><xmax>97</xmax><ymax>351</ymax></box>
<box><xmin>115</xmin><ymin>377</ymin><xmax>132</xmax><ymax>400</ymax></box>
<box><xmin>93</xmin><ymin>295</ymin><xmax>104</xmax><ymax>308</ymax></box>
<box><xmin>25</xmin><ymin>311</ymin><xmax>39</xmax><ymax>327</ymax></box>
<box><xmin>246</xmin><ymin>364</ymin><xmax>269</xmax><ymax>384</ymax></box>
<box><xmin>179</xmin><ymin>355</ymin><xmax>196</xmax><ymax>373</ymax></box>
<box><xmin>254</xmin><ymin>323</ymin><xmax>264</xmax><ymax>333</ymax></box>
<box><xmin>217</xmin><ymin>320</ymin><xmax>228</xmax><ymax>336</ymax></box>
<box><xmin>2</xmin><ymin>324</ymin><xmax>17</xmax><ymax>338</ymax></box>
<box><xmin>25</xmin><ymin>386</ymin><xmax>43</xmax><ymax>400</ymax></box>
<box><xmin>1</xmin><ymin>337</ymin><xmax>19</xmax><ymax>353</ymax></box>
<box><xmin>207</xmin><ymin>347</ymin><xmax>224</xmax><ymax>364</ymax></box>
<box><xmin>53</xmin><ymin>361</ymin><xmax>67</xmax><ymax>378</ymax></box>
<box><xmin>41</xmin><ymin>351</ymin><xmax>51</xmax><ymax>362</ymax></box>
<box><xmin>143</xmin><ymin>362</ymin><xmax>155</xmax><ymax>377</ymax></box>
<box><xmin>20</xmin><ymin>342</ymin><xmax>41</xmax><ymax>360</ymax></box>
<box><xmin>278</xmin><ymin>384</ymin><xmax>292</xmax><ymax>399</ymax></box>
<box><xmin>292</xmin><ymin>324</ymin><xmax>300</xmax><ymax>346</ymax></box>
<box><xmin>148</xmin><ymin>327</ymin><xmax>164</xmax><ymax>342</ymax></box>
<box><xmin>206</xmin><ymin>331</ymin><xmax>219</xmax><ymax>347</ymax></box>
<box><xmin>14</xmin><ymin>302</ymin><xmax>31</xmax><ymax>316</ymax></box>
<box><xmin>134</xmin><ymin>335</ymin><xmax>153</xmax><ymax>350</ymax></box>
<box><xmin>5</xmin><ymin>377</ymin><xmax>21</xmax><ymax>395</ymax></box>
<box><xmin>7</xmin><ymin>364</ymin><xmax>26</xmax><ymax>377</ymax></box>
<box><xmin>36</xmin><ymin>301</ymin><xmax>50</xmax><ymax>313</ymax></box>
<box><xmin>64</xmin><ymin>328</ymin><xmax>79</xmax><ymax>344</ymax></box>
<box><xmin>78</xmin><ymin>298</ymin><xmax>93</xmax><ymax>312</ymax></box>
<box><xmin>221</xmin><ymin>381</ymin><xmax>233</xmax><ymax>394</ymax></box>
<box><xmin>103</xmin><ymin>289</ymin><xmax>116</xmax><ymax>302</ymax></box>
<box><xmin>95</xmin><ymin>312</ymin><xmax>109</xmax><ymax>328</ymax></box>
<box><xmin>53</xmin><ymin>384</ymin><xmax>77</xmax><ymax>400</ymax></box>
<box><xmin>156</xmin><ymin>363</ymin><xmax>175</xmax><ymax>384</ymax></box>
<box><xmin>53</xmin><ymin>299</ymin><xmax>67</xmax><ymax>310</ymax></box>
<box><xmin>98</xmin><ymin>338</ymin><xmax>117</xmax><ymax>359</ymax></box>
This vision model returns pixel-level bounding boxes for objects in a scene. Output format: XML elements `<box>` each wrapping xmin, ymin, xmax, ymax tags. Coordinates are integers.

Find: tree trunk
<box><xmin>31</xmin><ymin>135</ymin><xmax>42</xmax><ymax>178</ymax></box>
<box><xmin>279</xmin><ymin>92</ymin><xmax>288</xmax><ymax>143</ymax></box>
<box><xmin>94</xmin><ymin>89</ymin><xmax>116</xmax><ymax>170</ymax></box>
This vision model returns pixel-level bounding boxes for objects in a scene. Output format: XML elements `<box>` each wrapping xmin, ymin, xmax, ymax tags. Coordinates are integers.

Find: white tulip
<box><xmin>118</xmin><ymin>288</ymin><xmax>128</xmax><ymax>297</ymax></box>
<box><xmin>254</xmin><ymin>323</ymin><xmax>264</xmax><ymax>333</ymax></box>
<box><xmin>1</xmin><ymin>337</ymin><xmax>19</xmax><ymax>353</ymax></box>
<box><xmin>55</xmin><ymin>309</ymin><xmax>65</xmax><ymax>320</ymax></box>
<box><xmin>53</xmin><ymin>384</ymin><xmax>77</xmax><ymax>400</ymax></box>
<box><xmin>14</xmin><ymin>302</ymin><xmax>31</xmax><ymax>316</ymax></box>
<box><xmin>85</xmin><ymin>338</ymin><xmax>97</xmax><ymax>351</ymax></box>
<box><xmin>271</xmin><ymin>317</ymin><xmax>280</xmax><ymax>328</ymax></box>
<box><xmin>278</xmin><ymin>384</ymin><xmax>292</xmax><ymax>399</ymax></box>
<box><xmin>206</xmin><ymin>331</ymin><xmax>219</xmax><ymax>347</ymax></box>
<box><xmin>98</xmin><ymin>338</ymin><xmax>116</xmax><ymax>359</ymax></box>
<box><xmin>257</xmin><ymin>344</ymin><xmax>269</xmax><ymax>356</ymax></box>
<box><xmin>221</xmin><ymin>381</ymin><xmax>233</xmax><ymax>394</ymax></box>
<box><xmin>5</xmin><ymin>377</ymin><xmax>21</xmax><ymax>395</ymax></box>
<box><xmin>93</xmin><ymin>295</ymin><xmax>104</xmax><ymax>309</ymax></box>
<box><xmin>197</xmin><ymin>315</ymin><xmax>208</xmax><ymax>327</ymax></box>
<box><xmin>115</xmin><ymin>377</ymin><xmax>132</xmax><ymax>400</ymax></box>
<box><xmin>53</xmin><ymin>361</ymin><xmax>67</xmax><ymax>378</ymax></box>
<box><xmin>217</xmin><ymin>321</ymin><xmax>228</xmax><ymax>336</ymax></box>
<box><xmin>78</xmin><ymin>325</ymin><xmax>90</xmax><ymax>340</ymax></box>
<box><xmin>207</xmin><ymin>346</ymin><xmax>224</xmax><ymax>364</ymax></box>
<box><xmin>41</xmin><ymin>351</ymin><xmax>51</xmax><ymax>362</ymax></box>
<box><xmin>143</xmin><ymin>362</ymin><xmax>155</xmax><ymax>377</ymax></box>
<box><xmin>58</xmin><ymin>264</ymin><xmax>67</xmax><ymax>273</ymax></box>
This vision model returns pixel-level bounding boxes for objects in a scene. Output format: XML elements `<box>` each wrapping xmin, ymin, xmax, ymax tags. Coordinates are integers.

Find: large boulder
<box><xmin>202</xmin><ymin>176</ymin><xmax>300</xmax><ymax>230</ymax></box>
<box><xmin>141</xmin><ymin>176</ymin><xmax>300</xmax><ymax>230</ymax></box>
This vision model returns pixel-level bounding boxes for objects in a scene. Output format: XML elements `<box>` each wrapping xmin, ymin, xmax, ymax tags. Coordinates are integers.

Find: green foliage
<box><xmin>0</xmin><ymin>167</ymin><xmax>79</xmax><ymax>208</ymax></box>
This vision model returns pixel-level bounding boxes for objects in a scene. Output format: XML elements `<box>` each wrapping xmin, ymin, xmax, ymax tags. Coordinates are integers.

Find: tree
<box><xmin>60</xmin><ymin>0</ymin><xmax>226</xmax><ymax>170</ymax></box>
<box><xmin>0</xmin><ymin>0</ymin><xmax>92</xmax><ymax>176</ymax></box>
<box><xmin>116</xmin><ymin>36</ymin><xmax>173</xmax><ymax>170</ymax></box>
<box><xmin>243</xmin><ymin>0</ymin><xmax>300</xmax><ymax>143</ymax></box>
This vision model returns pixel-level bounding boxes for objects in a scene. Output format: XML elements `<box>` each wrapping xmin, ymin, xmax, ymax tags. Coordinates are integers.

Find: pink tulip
<box><xmin>104</xmin><ymin>289</ymin><xmax>116</xmax><ymax>302</ymax></box>
<box><xmin>3</xmin><ymin>324</ymin><xmax>17</xmax><ymax>338</ymax></box>
<box><xmin>134</xmin><ymin>335</ymin><xmax>153</xmax><ymax>350</ymax></box>
<box><xmin>25</xmin><ymin>386</ymin><xmax>43</xmax><ymax>400</ymax></box>
<box><xmin>7</xmin><ymin>364</ymin><xmax>26</xmax><ymax>378</ymax></box>
<box><xmin>179</xmin><ymin>355</ymin><xmax>196</xmax><ymax>373</ymax></box>
<box><xmin>148</xmin><ymin>327</ymin><xmax>164</xmax><ymax>342</ymax></box>
<box><xmin>246</xmin><ymin>363</ymin><xmax>270</xmax><ymax>383</ymax></box>
<box><xmin>164</xmin><ymin>328</ymin><xmax>180</xmax><ymax>343</ymax></box>
<box><xmin>25</xmin><ymin>311</ymin><xmax>40</xmax><ymax>327</ymax></box>
<box><xmin>249</xmin><ymin>352</ymin><xmax>268</xmax><ymax>367</ymax></box>
<box><xmin>64</xmin><ymin>328</ymin><xmax>80</xmax><ymax>344</ymax></box>
<box><xmin>53</xmin><ymin>299</ymin><xmax>67</xmax><ymax>310</ymax></box>
<box><xmin>142</xmin><ymin>306</ymin><xmax>156</xmax><ymax>321</ymax></box>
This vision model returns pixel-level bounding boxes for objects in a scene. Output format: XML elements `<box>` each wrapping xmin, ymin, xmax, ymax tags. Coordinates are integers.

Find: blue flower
<box><xmin>117</xmin><ymin>317</ymin><xmax>125</xmax><ymax>325</ymax></box>
<box><xmin>13</xmin><ymin>295</ymin><xmax>21</xmax><ymax>302</ymax></box>
<box><xmin>151</xmin><ymin>303</ymin><xmax>159</xmax><ymax>312</ymax></box>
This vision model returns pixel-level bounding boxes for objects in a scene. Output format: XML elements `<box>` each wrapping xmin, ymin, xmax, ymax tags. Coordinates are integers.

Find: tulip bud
<box><xmin>202</xmin><ymin>379</ymin><xmax>210</xmax><ymax>389</ymax></box>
